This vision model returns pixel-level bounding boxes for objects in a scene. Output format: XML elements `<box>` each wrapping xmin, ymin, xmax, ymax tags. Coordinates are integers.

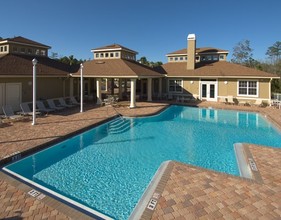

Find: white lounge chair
<box><xmin>47</xmin><ymin>99</ymin><xmax>65</xmax><ymax>111</ymax></box>
<box><xmin>226</xmin><ymin>96</ymin><xmax>235</xmax><ymax>105</ymax></box>
<box><xmin>2</xmin><ymin>105</ymin><xmax>23</xmax><ymax>120</ymax></box>
<box><xmin>37</xmin><ymin>101</ymin><xmax>55</xmax><ymax>113</ymax></box>
<box><xmin>20</xmin><ymin>102</ymin><xmax>41</xmax><ymax>115</ymax></box>
<box><xmin>252</xmin><ymin>99</ymin><xmax>263</xmax><ymax>107</ymax></box>
<box><xmin>58</xmin><ymin>98</ymin><xmax>75</xmax><ymax>108</ymax></box>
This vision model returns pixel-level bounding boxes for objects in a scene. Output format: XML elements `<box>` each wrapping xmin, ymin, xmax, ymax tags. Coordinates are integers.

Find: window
<box><xmin>96</xmin><ymin>53</ymin><xmax>99</xmax><ymax>58</ymax></box>
<box><xmin>40</xmin><ymin>50</ymin><xmax>46</xmax><ymax>56</ymax></box>
<box><xmin>219</xmin><ymin>55</ymin><xmax>224</xmax><ymax>60</ymax></box>
<box><xmin>105</xmin><ymin>53</ymin><xmax>109</xmax><ymax>58</ymax></box>
<box><xmin>21</xmin><ymin>48</ymin><xmax>25</xmax><ymax>53</ymax></box>
<box><xmin>13</xmin><ymin>47</ymin><xmax>18</xmax><ymax>52</ymax></box>
<box><xmin>213</xmin><ymin>55</ymin><xmax>218</xmax><ymax>61</ymax></box>
<box><xmin>180</xmin><ymin>57</ymin><xmax>183</xmax><ymax>61</ymax></box>
<box><xmin>169</xmin><ymin>79</ymin><xmax>182</xmax><ymax>93</ymax></box>
<box><xmin>36</xmin><ymin>49</ymin><xmax>40</xmax><ymax>55</ymax></box>
<box><xmin>115</xmin><ymin>52</ymin><xmax>119</xmax><ymax>57</ymax></box>
<box><xmin>238</xmin><ymin>80</ymin><xmax>258</xmax><ymax>96</ymax></box>
<box><xmin>28</xmin><ymin>48</ymin><xmax>32</xmax><ymax>54</ymax></box>
<box><xmin>0</xmin><ymin>47</ymin><xmax>3</xmax><ymax>52</ymax></box>
<box><xmin>169</xmin><ymin>57</ymin><xmax>173</xmax><ymax>61</ymax></box>
<box><xmin>110</xmin><ymin>53</ymin><xmax>114</xmax><ymax>57</ymax></box>
<box><xmin>175</xmin><ymin>57</ymin><xmax>178</xmax><ymax>61</ymax></box>
<box><xmin>100</xmin><ymin>53</ymin><xmax>104</xmax><ymax>58</ymax></box>
<box><xmin>4</xmin><ymin>46</ymin><xmax>7</xmax><ymax>52</ymax></box>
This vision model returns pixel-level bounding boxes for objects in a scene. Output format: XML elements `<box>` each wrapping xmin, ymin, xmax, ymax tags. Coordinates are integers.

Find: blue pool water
<box><xmin>4</xmin><ymin>106</ymin><xmax>281</xmax><ymax>219</ymax></box>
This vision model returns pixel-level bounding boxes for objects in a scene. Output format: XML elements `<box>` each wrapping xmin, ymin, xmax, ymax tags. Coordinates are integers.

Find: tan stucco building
<box><xmin>159</xmin><ymin>34</ymin><xmax>279</xmax><ymax>104</ymax></box>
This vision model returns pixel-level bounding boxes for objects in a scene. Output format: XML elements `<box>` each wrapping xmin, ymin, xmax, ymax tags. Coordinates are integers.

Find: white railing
<box><xmin>272</xmin><ymin>93</ymin><xmax>281</xmax><ymax>101</ymax></box>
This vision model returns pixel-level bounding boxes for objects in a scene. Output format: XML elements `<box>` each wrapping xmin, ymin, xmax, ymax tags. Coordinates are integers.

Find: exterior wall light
<box><xmin>224</xmin><ymin>81</ymin><xmax>228</xmax><ymax>84</ymax></box>
<box><xmin>190</xmin><ymin>81</ymin><xmax>194</xmax><ymax>84</ymax></box>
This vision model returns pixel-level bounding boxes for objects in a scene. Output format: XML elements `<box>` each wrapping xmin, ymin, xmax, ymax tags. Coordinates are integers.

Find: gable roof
<box><xmin>91</xmin><ymin>44</ymin><xmax>138</xmax><ymax>54</ymax></box>
<box><xmin>167</xmin><ymin>47</ymin><xmax>228</xmax><ymax>56</ymax></box>
<box><xmin>0</xmin><ymin>54</ymin><xmax>78</xmax><ymax>77</ymax></box>
<box><xmin>0</xmin><ymin>36</ymin><xmax>51</xmax><ymax>49</ymax></box>
<box><xmin>73</xmin><ymin>59</ymin><xmax>163</xmax><ymax>78</ymax></box>
<box><xmin>157</xmin><ymin>61</ymin><xmax>279</xmax><ymax>79</ymax></box>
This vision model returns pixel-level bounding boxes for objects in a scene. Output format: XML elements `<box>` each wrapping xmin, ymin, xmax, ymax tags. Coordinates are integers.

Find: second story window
<box><xmin>105</xmin><ymin>53</ymin><xmax>109</xmax><ymax>58</ymax></box>
<box><xmin>219</xmin><ymin>55</ymin><xmax>224</xmax><ymax>60</ymax></box>
<box><xmin>110</xmin><ymin>53</ymin><xmax>114</xmax><ymax>58</ymax></box>
<box><xmin>115</xmin><ymin>52</ymin><xmax>119</xmax><ymax>57</ymax></box>
<box><xmin>13</xmin><ymin>47</ymin><xmax>18</xmax><ymax>52</ymax></box>
<box><xmin>100</xmin><ymin>53</ymin><xmax>104</xmax><ymax>58</ymax></box>
<box><xmin>96</xmin><ymin>53</ymin><xmax>99</xmax><ymax>58</ymax></box>
<box><xmin>21</xmin><ymin>48</ymin><xmax>25</xmax><ymax>53</ymax></box>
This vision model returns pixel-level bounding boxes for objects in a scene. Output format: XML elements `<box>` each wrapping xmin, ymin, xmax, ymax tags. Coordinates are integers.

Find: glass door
<box><xmin>200</xmin><ymin>81</ymin><xmax>217</xmax><ymax>101</ymax></box>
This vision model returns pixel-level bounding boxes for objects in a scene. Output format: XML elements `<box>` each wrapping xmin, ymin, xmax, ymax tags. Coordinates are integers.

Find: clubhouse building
<box><xmin>0</xmin><ymin>34</ymin><xmax>279</xmax><ymax>113</ymax></box>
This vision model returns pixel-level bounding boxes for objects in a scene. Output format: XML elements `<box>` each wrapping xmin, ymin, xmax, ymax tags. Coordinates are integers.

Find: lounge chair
<box><xmin>58</xmin><ymin>98</ymin><xmax>75</xmax><ymax>108</ymax></box>
<box><xmin>47</xmin><ymin>99</ymin><xmax>65</xmax><ymax>111</ymax></box>
<box><xmin>2</xmin><ymin>105</ymin><xmax>24</xmax><ymax>120</ymax></box>
<box><xmin>251</xmin><ymin>99</ymin><xmax>263</xmax><ymax>107</ymax></box>
<box><xmin>226</xmin><ymin>96</ymin><xmax>235</xmax><ymax>105</ymax></box>
<box><xmin>69</xmin><ymin>96</ymin><xmax>80</xmax><ymax>106</ymax></box>
<box><xmin>20</xmin><ymin>102</ymin><xmax>41</xmax><ymax>115</ymax></box>
<box><xmin>37</xmin><ymin>101</ymin><xmax>55</xmax><ymax>113</ymax></box>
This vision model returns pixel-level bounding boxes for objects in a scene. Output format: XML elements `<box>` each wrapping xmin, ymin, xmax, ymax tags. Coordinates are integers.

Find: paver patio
<box><xmin>0</xmin><ymin>101</ymin><xmax>281</xmax><ymax>219</ymax></box>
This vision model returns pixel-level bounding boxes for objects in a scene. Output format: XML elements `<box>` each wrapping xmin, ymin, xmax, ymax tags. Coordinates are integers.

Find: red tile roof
<box><xmin>0</xmin><ymin>36</ymin><xmax>51</xmax><ymax>49</ymax></box>
<box><xmin>73</xmin><ymin>59</ymin><xmax>163</xmax><ymax>78</ymax></box>
<box><xmin>157</xmin><ymin>61</ymin><xmax>279</xmax><ymax>78</ymax></box>
<box><xmin>0</xmin><ymin>54</ymin><xmax>77</xmax><ymax>76</ymax></box>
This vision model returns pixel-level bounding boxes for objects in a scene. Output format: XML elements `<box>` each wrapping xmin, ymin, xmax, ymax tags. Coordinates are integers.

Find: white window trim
<box><xmin>237</xmin><ymin>80</ymin><xmax>259</xmax><ymax>97</ymax></box>
<box><xmin>168</xmin><ymin>79</ymin><xmax>183</xmax><ymax>93</ymax></box>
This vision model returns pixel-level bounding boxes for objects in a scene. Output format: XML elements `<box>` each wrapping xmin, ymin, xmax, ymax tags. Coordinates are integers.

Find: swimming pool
<box><xmin>3</xmin><ymin>106</ymin><xmax>281</xmax><ymax>219</ymax></box>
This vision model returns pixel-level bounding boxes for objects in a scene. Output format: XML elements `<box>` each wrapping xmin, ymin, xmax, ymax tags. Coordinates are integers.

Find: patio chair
<box><xmin>58</xmin><ymin>98</ymin><xmax>75</xmax><ymax>108</ymax></box>
<box><xmin>69</xmin><ymin>96</ymin><xmax>80</xmax><ymax>106</ymax></box>
<box><xmin>37</xmin><ymin>101</ymin><xmax>55</xmax><ymax>113</ymax></box>
<box><xmin>251</xmin><ymin>99</ymin><xmax>263</xmax><ymax>107</ymax></box>
<box><xmin>20</xmin><ymin>102</ymin><xmax>41</xmax><ymax>115</ymax></box>
<box><xmin>2</xmin><ymin>105</ymin><xmax>24</xmax><ymax>120</ymax></box>
<box><xmin>226</xmin><ymin>96</ymin><xmax>235</xmax><ymax>105</ymax></box>
<box><xmin>47</xmin><ymin>99</ymin><xmax>65</xmax><ymax>111</ymax></box>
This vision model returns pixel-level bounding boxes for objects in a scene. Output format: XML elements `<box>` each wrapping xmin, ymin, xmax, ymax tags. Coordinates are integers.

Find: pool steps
<box><xmin>107</xmin><ymin>117</ymin><xmax>136</xmax><ymax>134</ymax></box>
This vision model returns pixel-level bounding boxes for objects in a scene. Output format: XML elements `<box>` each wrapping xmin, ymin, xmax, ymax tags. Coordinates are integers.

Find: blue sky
<box><xmin>1</xmin><ymin>0</ymin><xmax>280</xmax><ymax>63</ymax></box>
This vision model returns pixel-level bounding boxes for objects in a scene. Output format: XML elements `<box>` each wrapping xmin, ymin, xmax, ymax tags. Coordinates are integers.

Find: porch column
<box><xmin>105</xmin><ymin>78</ymin><xmax>108</xmax><ymax>92</ymax></box>
<box><xmin>130</xmin><ymin>78</ymin><xmax>136</xmax><ymax>108</ymax></box>
<box><xmin>96</xmin><ymin>78</ymin><xmax>102</xmax><ymax>105</ymax></box>
<box><xmin>147</xmin><ymin>78</ymin><xmax>152</xmax><ymax>102</ymax></box>
<box><xmin>158</xmin><ymin>78</ymin><xmax>162</xmax><ymax>98</ymax></box>
<box><xmin>118</xmin><ymin>79</ymin><xmax>123</xmax><ymax>100</ymax></box>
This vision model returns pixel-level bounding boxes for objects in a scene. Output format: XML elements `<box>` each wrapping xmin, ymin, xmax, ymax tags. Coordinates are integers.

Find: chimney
<box><xmin>187</xmin><ymin>34</ymin><xmax>196</xmax><ymax>70</ymax></box>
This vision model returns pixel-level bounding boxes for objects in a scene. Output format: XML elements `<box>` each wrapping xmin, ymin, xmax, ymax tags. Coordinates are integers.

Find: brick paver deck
<box><xmin>0</xmin><ymin>101</ymin><xmax>281</xmax><ymax>219</ymax></box>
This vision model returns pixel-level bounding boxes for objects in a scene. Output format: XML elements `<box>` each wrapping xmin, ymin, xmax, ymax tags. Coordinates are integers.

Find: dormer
<box><xmin>91</xmin><ymin>44</ymin><xmax>138</xmax><ymax>61</ymax></box>
<box><xmin>0</xmin><ymin>36</ymin><xmax>51</xmax><ymax>57</ymax></box>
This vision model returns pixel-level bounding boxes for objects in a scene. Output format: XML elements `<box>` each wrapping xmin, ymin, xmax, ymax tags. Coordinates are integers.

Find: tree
<box><xmin>266</xmin><ymin>41</ymin><xmax>281</xmax><ymax>63</ymax></box>
<box><xmin>57</xmin><ymin>55</ymin><xmax>85</xmax><ymax>65</ymax></box>
<box><xmin>231</xmin><ymin>39</ymin><xmax>253</xmax><ymax>67</ymax></box>
<box><xmin>137</xmin><ymin>56</ymin><xmax>163</xmax><ymax>67</ymax></box>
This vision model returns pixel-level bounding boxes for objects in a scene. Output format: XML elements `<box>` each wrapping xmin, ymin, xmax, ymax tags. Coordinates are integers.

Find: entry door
<box><xmin>201</xmin><ymin>82</ymin><xmax>217</xmax><ymax>101</ymax></box>
<box><xmin>5</xmin><ymin>83</ymin><xmax>22</xmax><ymax>111</ymax></box>
<box><xmin>0</xmin><ymin>84</ymin><xmax>4</xmax><ymax>113</ymax></box>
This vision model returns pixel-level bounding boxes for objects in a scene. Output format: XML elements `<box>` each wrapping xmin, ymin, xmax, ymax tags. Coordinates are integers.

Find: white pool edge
<box><xmin>234</xmin><ymin>143</ymin><xmax>252</xmax><ymax>179</ymax></box>
<box><xmin>2</xmin><ymin>167</ymin><xmax>113</xmax><ymax>220</ymax></box>
<box><xmin>128</xmin><ymin>160</ymin><xmax>171</xmax><ymax>220</ymax></box>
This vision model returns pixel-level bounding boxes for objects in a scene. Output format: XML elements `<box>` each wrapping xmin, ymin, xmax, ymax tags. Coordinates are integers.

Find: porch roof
<box><xmin>73</xmin><ymin>59</ymin><xmax>163</xmax><ymax>78</ymax></box>
<box><xmin>157</xmin><ymin>61</ymin><xmax>279</xmax><ymax>79</ymax></box>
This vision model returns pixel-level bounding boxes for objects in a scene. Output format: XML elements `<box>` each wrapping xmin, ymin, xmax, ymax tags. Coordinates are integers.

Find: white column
<box><xmin>130</xmin><ymin>78</ymin><xmax>136</xmax><ymax>108</ymax></box>
<box><xmin>118</xmin><ymin>78</ymin><xmax>122</xmax><ymax>100</ymax></box>
<box><xmin>147</xmin><ymin>78</ymin><xmax>152</xmax><ymax>101</ymax></box>
<box><xmin>80</xmin><ymin>63</ymin><xmax>84</xmax><ymax>113</ymax></box>
<box><xmin>105</xmin><ymin>78</ymin><xmax>108</xmax><ymax>92</ymax></box>
<box><xmin>32</xmin><ymin>58</ymin><xmax>37</xmax><ymax>125</ymax></box>
<box><xmin>96</xmin><ymin>78</ymin><xmax>102</xmax><ymax>105</ymax></box>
